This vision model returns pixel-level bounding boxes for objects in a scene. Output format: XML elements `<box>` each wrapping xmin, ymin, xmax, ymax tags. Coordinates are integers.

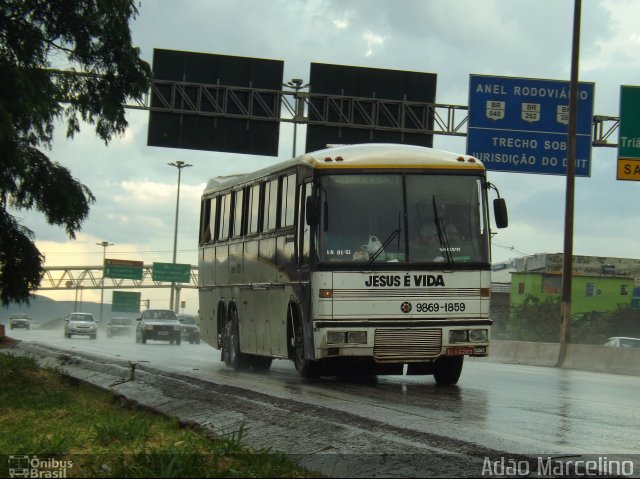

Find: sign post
<box><xmin>112</xmin><ymin>291</ymin><xmax>141</xmax><ymax>313</ymax></box>
<box><xmin>617</xmin><ymin>85</ymin><xmax>640</xmax><ymax>181</ymax></box>
<box><xmin>104</xmin><ymin>259</ymin><xmax>144</xmax><ymax>280</ymax></box>
<box><xmin>467</xmin><ymin>75</ymin><xmax>594</xmax><ymax>176</ymax></box>
<box><xmin>152</xmin><ymin>262</ymin><xmax>191</xmax><ymax>283</ymax></box>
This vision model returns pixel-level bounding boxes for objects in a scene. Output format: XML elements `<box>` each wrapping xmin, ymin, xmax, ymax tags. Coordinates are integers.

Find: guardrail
<box><xmin>487</xmin><ymin>340</ymin><xmax>640</xmax><ymax>376</ymax></box>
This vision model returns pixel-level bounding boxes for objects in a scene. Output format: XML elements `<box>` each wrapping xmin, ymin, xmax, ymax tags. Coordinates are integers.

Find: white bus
<box><xmin>198</xmin><ymin>143</ymin><xmax>508</xmax><ymax>384</ymax></box>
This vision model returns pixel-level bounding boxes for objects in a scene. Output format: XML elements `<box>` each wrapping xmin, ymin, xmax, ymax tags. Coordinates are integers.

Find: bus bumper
<box><xmin>313</xmin><ymin>322</ymin><xmax>490</xmax><ymax>361</ymax></box>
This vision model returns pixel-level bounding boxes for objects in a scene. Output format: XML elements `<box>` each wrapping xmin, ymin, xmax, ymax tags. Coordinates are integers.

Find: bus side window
<box><xmin>281</xmin><ymin>173</ymin><xmax>296</xmax><ymax>228</ymax></box>
<box><xmin>212</xmin><ymin>196</ymin><xmax>221</xmax><ymax>241</ymax></box>
<box><xmin>231</xmin><ymin>189</ymin><xmax>244</xmax><ymax>238</ymax></box>
<box><xmin>247</xmin><ymin>184</ymin><xmax>261</xmax><ymax>235</ymax></box>
<box><xmin>218</xmin><ymin>193</ymin><xmax>231</xmax><ymax>241</ymax></box>
<box><xmin>264</xmin><ymin>179</ymin><xmax>278</xmax><ymax>231</ymax></box>
<box><xmin>298</xmin><ymin>181</ymin><xmax>311</xmax><ymax>266</ymax></box>
<box><xmin>200</xmin><ymin>198</ymin><xmax>212</xmax><ymax>243</ymax></box>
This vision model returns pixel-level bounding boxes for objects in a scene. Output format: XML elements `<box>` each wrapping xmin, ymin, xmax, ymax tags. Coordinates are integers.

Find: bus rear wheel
<box><xmin>433</xmin><ymin>356</ymin><xmax>463</xmax><ymax>386</ymax></box>
<box><xmin>223</xmin><ymin>309</ymin><xmax>250</xmax><ymax>370</ymax></box>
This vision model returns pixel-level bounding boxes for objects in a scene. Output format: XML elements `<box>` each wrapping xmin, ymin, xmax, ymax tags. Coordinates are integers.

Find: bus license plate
<box><xmin>446</xmin><ymin>347</ymin><xmax>473</xmax><ymax>356</ymax></box>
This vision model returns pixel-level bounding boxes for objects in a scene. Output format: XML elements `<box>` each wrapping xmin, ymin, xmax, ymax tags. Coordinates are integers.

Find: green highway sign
<box><xmin>104</xmin><ymin>258</ymin><xmax>143</xmax><ymax>280</ymax></box>
<box><xmin>152</xmin><ymin>262</ymin><xmax>191</xmax><ymax>283</ymax></box>
<box><xmin>112</xmin><ymin>291</ymin><xmax>141</xmax><ymax>313</ymax></box>
<box><xmin>618</xmin><ymin>85</ymin><xmax>640</xmax><ymax>181</ymax></box>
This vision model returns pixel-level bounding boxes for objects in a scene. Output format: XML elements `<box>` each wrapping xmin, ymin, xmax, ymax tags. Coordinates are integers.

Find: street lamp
<box><xmin>97</xmin><ymin>241</ymin><xmax>114</xmax><ymax>323</ymax></box>
<box><xmin>168</xmin><ymin>161</ymin><xmax>192</xmax><ymax>312</ymax></box>
<box><xmin>283</xmin><ymin>78</ymin><xmax>309</xmax><ymax>157</ymax></box>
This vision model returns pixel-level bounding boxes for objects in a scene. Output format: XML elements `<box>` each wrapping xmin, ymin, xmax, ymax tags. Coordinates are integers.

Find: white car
<box><xmin>64</xmin><ymin>312</ymin><xmax>97</xmax><ymax>339</ymax></box>
<box><xmin>9</xmin><ymin>314</ymin><xmax>31</xmax><ymax>330</ymax></box>
<box><xmin>603</xmin><ymin>337</ymin><xmax>640</xmax><ymax>349</ymax></box>
<box><xmin>136</xmin><ymin>309</ymin><xmax>181</xmax><ymax>345</ymax></box>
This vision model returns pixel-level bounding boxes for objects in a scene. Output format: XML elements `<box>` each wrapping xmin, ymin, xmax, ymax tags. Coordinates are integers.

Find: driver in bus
<box><xmin>416</xmin><ymin>204</ymin><xmax>464</xmax><ymax>246</ymax></box>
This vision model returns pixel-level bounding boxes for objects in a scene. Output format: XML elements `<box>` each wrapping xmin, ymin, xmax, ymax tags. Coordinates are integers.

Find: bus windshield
<box><xmin>317</xmin><ymin>173</ymin><xmax>489</xmax><ymax>265</ymax></box>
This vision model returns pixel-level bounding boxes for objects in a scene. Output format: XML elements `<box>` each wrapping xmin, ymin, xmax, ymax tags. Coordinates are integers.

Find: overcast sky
<box><xmin>19</xmin><ymin>0</ymin><xmax>640</xmax><ymax>311</ymax></box>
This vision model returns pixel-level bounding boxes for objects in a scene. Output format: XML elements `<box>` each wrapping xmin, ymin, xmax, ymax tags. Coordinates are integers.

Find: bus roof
<box><xmin>203</xmin><ymin>143</ymin><xmax>484</xmax><ymax>196</ymax></box>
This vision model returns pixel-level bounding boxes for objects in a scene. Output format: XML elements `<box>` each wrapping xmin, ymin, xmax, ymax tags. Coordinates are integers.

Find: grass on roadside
<box><xmin>0</xmin><ymin>347</ymin><xmax>318</xmax><ymax>478</ymax></box>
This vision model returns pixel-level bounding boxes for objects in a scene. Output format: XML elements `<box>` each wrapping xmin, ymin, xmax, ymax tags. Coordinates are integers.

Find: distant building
<box><xmin>490</xmin><ymin>261</ymin><xmax>516</xmax><ymax>323</ymax></box>
<box><xmin>492</xmin><ymin>253</ymin><xmax>640</xmax><ymax>316</ymax></box>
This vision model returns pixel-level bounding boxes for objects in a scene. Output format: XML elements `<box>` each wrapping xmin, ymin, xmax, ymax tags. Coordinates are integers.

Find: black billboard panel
<box><xmin>305</xmin><ymin>63</ymin><xmax>437</xmax><ymax>153</ymax></box>
<box><xmin>147</xmin><ymin>49</ymin><xmax>284</xmax><ymax>156</ymax></box>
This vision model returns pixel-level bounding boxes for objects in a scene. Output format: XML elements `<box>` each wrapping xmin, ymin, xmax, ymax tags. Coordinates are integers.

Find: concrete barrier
<box><xmin>487</xmin><ymin>340</ymin><xmax>640</xmax><ymax>376</ymax></box>
<box><xmin>564</xmin><ymin>343</ymin><xmax>640</xmax><ymax>376</ymax></box>
<box><xmin>489</xmin><ymin>340</ymin><xmax>560</xmax><ymax>367</ymax></box>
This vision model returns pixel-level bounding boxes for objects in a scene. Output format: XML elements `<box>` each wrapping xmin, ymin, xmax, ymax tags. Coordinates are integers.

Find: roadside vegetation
<box><xmin>492</xmin><ymin>295</ymin><xmax>640</xmax><ymax>343</ymax></box>
<box><xmin>0</xmin><ymin>342</ymin><xmax>317</xmax><ymax>478</ymax></box>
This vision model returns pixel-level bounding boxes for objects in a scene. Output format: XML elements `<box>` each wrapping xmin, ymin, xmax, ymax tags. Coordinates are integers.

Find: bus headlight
<box><xmin>449</xmin><ymin>330</ymin><xmax>468</xmax><ymax>343</ymax></box>
<box><xmin>347</xmin><ymin>331</ymin><xmax>367</xmax><ymax>344</ymax></box>
<box><xmin>469</xmin><ymin>329</ymin><xmax>488</xmax><ymax>342</ymax></box>
<box><xmin>327</xmin><ymin>331</ymin><xmax>367</xmax><ymax>345</ymax></box>
<box><xmin>327</xmin><ymin>331</ymin><xmax>346</xmax><ymax>344</ymax></box>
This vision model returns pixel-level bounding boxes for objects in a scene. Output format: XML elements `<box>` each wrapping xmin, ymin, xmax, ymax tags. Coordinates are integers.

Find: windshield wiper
<box><xmin>365</xmin><ymin>228</ymin><xmax>401</xmax><ymax>268</ymax></box>
<box><xmin>432</xmin><ymin>196</ymin><xmax>453</xmax><ymax>265</ymax></box>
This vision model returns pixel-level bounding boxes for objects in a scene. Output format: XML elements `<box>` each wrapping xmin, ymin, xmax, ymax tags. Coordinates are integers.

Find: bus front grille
<box><xmin>373</xmin><ymin>328</ymin><xmax>442</xmax><ymax>361</ymax></box>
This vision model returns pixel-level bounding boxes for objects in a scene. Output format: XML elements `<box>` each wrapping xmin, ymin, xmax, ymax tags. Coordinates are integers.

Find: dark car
<box><xmin>136</xmin><ymin>309</ymin><xmax>181</xmax><ymax>345</ymax></box>
<box><xmin>106</xmin><ymin>317</ymin><xmax>134</xmax><ymax>338</ymax></box>
<box><xmin>177</xmin><ymin>314</ymin><xmax>201</xmax><ymax>344</ymax></box>
<box><xmin>9</xmin><ymin>314</ymin><xmax>31</xmax><ymax>330</ymax></box>
<box><xmin>64</xmin><ymin>312</ymin><xmax>97</xmax><ymax>339</ymax></box>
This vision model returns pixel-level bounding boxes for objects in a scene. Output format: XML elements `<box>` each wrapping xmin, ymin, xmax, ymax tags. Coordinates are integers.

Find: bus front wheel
<box><xmin>293</xmin><ymin>320</ymin><xmax>320</xmax><ymax>379</ymax></box>
<box><xmin>433</xmin><ymin>356</ymin><xmax>463</xmax><ymax>386</ymax></box>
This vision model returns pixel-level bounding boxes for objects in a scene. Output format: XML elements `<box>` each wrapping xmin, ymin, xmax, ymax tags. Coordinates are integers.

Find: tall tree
<box><xmin>0</xmin><ymin>0</ymin><xmax>151</xmax><ymax>306</ymax></box>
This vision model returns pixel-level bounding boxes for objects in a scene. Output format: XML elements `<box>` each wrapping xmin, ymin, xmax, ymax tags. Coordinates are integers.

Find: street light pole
<box><xmin>168</xmin><ymin>161</ymin><xmax>192</xmax><ymax>312</ymax></box>
<box><xmin>96</xmin><ymin>241</ymin><xmax>114</xmax><ymax>323</ymax></box>
<box><xmin>284</xmin><ymin>79</ymin><xmax>309</xmax><ymax>157</ymax></box>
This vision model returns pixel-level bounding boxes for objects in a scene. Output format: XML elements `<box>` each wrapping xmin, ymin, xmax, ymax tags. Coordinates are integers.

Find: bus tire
<box><xmin>216</xmin><ymin>302</ymin><xmax>226</xmax><ymax>349</ymax></box>
<box><xmin>433</xmin><ymin>356</ymin><xmax>463</xmax><ymax>386</ymax></box>
<box><xmin>293</xmin><ymin>319</ymin><xmax>320</xmax><ymax>379</ymax></box>
<box><xmin>224</xmin><ymin>307</ymin><xmax>250</xmax><ymax>370</ymax></box>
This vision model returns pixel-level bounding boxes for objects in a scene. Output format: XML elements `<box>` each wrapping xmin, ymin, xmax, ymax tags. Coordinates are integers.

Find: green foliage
<box><xmin>503</xmin><ymin>294</ymin><xmax>562</xmax><ymax>342</ymax></box>
<box><xmin>498</xmin><ymin>296</ymin><xmax>640</xmax><ymax>344</ymax></box>
<box><xmin>0</xmin><ymin>0</ymin><xmax>152</xmax><ymax>306</ymax></box>
<box><xmin>0</xmin><ymin>352</ymin><xmax>318</xmax><ymax>478</ymax></box>
<box><xmin>0</xmin><ymin>353</ymin><xmax>39</xmax><ymax>390</ymax></box>
<box><xmin>91</xmin><ymin>413</ymin><xmax>153</xmax><ymax>445</ymax></box>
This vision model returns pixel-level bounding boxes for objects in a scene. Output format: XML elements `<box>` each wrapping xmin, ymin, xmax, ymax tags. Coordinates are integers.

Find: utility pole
<box><xmin>168</xmin><ymin>161</ymin><xmax>192</xmax><ymax>312</ymax></box>
<box><xmin>96</xmin><ymin>241</ymin><xmax>114</xmax><ymax>323</ymax></box>
<box><xmin>558</xmin><ymin>0</ymin><xmax>582</xmax><ymax>367</ymax></box>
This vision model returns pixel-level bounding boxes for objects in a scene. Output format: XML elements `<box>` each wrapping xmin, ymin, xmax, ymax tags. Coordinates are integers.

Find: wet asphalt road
<box><xmin>4</xmin><ymin>326</ymin><xmax>640</xmax><ymax>477</ymax></box>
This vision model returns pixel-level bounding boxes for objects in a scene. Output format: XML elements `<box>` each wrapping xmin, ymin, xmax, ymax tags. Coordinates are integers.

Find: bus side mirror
<box><xmin>493</xmin><ymin>198</ymin><xmax>508</xmax><ymax>228</ymax></box>
<box><xmin>306</xmin><ymin>196</ymin><xmax>320</xmax><ymax>226</ymax></box>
